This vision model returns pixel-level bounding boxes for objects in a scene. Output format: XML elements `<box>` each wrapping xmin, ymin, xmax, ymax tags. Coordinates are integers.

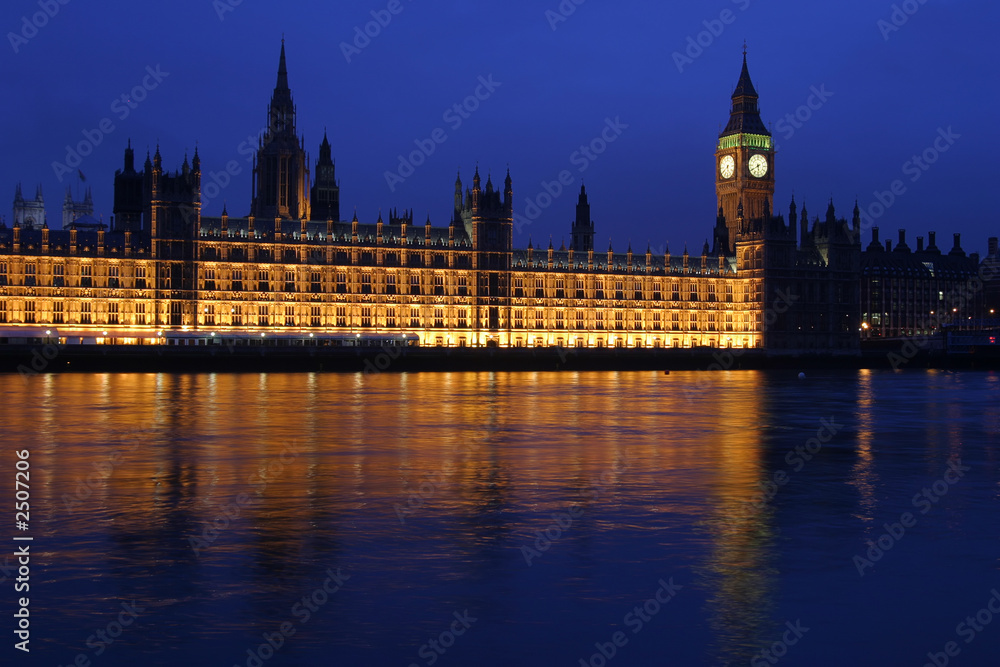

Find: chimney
<box><xmin>885</xmin><ymin>239</ymin><xmax>892</xmax><ymax>252</ymax></box>
<box><xmin>898</xmin><ymin>229</ymin><xmax>906</xmax><ymax>246</ymax></box>
<box><xmin>917</xmin><ymin>236</ymin><xmax>924</xmax><ymax>252</ymax></box>
<box><xmin>928</xmin><ymin>231</ymin><xmax>936</xmax><ymax>249</ymax></box>
<box><xmin>872</xmin><ymin>227</ymin><xmax>880</xmax><ymax>244</ymax></box>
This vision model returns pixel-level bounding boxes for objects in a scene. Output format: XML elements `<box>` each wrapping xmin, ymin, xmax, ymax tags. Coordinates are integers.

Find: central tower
<box><xmin>251</xmin><ymin>40</ymin><xmax>311</xmax><ymax>221</ymax></box>
<box><xmin>716</xmin><ymin>52</ymin><xmax>774</xmax><ymax>252</ymax></box>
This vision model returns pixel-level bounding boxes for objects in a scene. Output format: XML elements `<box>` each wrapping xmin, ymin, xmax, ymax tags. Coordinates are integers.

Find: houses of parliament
<box><xmin>3</xmin><ymin>42</ymin><xmax>978</xmax><ymax>353</ymax></box>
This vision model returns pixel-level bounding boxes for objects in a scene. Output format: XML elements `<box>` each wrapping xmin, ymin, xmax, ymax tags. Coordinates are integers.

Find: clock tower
<box><xmin>716</xmin><ymin>51</ymin><xmax>774</xmax><ymax>252</ymax></box>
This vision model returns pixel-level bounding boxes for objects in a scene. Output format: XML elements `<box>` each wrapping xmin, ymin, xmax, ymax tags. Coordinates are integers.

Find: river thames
<box><xmin>2</xmin><ymin>370</ymin><xmax>999</xmax><ymax>666</ymax></box>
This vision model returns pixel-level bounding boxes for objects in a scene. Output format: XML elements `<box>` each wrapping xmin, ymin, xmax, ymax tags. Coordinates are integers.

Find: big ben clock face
<box><xmin>719</xmin><ymin>155</ymin><xmax>735</xmax><ymax>179</ymax></box>
<box><xmin>748</xmin><ymin>154</ymin><xmax>768</xmax><ymax>178</ymax></box>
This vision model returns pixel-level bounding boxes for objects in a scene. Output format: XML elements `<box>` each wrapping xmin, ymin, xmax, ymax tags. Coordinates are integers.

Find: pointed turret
<box><xmin>276</xmin><ymin>39</ymin><xmax>289</xmax><ymax>94</ymax></box>
<box><xmin>310</xmin><ymin>130</ymin><xmax>339</xmax><ymax>221</ymax></box>
<box><xmin>267</xmin><ymin>39</ymin><xmax>295</xmax><ymax>137</ymax></box>
<box><xmin>800</xmin><ymin>203</ymin><xmax>809</xmax><ymax>244</ymax></box>
<box><xmin>123</xmin><ymin>139</ymin><xmax>136</xmax><ymax>173</ymax></box>
<box><xmin>571</xmin><ymin>184</ymin><xmax>595</xmax><ymax>252</ymax></box>
<box><xmin>504</xmin><ymin>168</ymin><xmax>513</xmax><ymax>213</ymax></box>
<box><xmin>721</xmin><ymin>52</ymin><xmax>769</xmax><ymax>137</ymax></box>
<box><xmin>789</xmin><ymin>196</ymin><xmax>798</xmax><ymax>245</ymax></box>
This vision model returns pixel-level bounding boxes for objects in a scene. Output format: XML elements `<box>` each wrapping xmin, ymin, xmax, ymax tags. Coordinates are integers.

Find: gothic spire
<box><xmin>317</xmin><ymin>130</ymin><xmax>333</xmax><ymax>165</ymax></box>
<box><xmin>268</xmin><ymin>40</ymin><xmax>295</xmax><ymax>137</ymax></box>
<box><xmin>732</xmin><ymin>51</ymin><xmax>758</xmax><ymax>99</ymax></box>
<box><xmin>276</xmin><ymin>39</ymin><xmax>289</xmax><ymax>92</ymax></box>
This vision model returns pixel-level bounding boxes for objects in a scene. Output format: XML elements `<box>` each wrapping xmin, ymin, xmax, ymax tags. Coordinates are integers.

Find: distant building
<box><xmin>860</xmin><ymin>228</ymin><xmax>982</xmax><ymax>339</ymax></box>
<box><xmin>983</xmin><ymin>237</ymin><xmax>1000</xmax><ymax>317</ymax></box>
<box><xmin>62</xmin><ymin>187</ymin><xmax>94</xmax><ymax>228</ymax></box>
<box><xmin>12</xmin><ymin>184</ymin><xmax>46</xmax><ymax>229</ymax></box>
<box><xmin>0</xmin><ymin>42</ymin><xmax>924</xmax><ymax>355</ymax></box>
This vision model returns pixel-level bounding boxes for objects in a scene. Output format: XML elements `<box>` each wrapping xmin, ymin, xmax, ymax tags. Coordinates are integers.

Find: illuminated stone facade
<box><xmin>0</xmin><ymin>46</ymin><xmax>864</xmax><ymax>353</ymax></box>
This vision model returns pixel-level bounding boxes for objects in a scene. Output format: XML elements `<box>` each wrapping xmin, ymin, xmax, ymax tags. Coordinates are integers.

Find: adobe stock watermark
<box><xmin>852</xmin><ymin>457</ymin><xmax>970</xmax><ymax>576</ymax></box>
<box><xmin>672</xmin><ymin>0</ymin><xmax>752</xmax><ymax>74</ymax></box>
<box><xmin>773</xmin><ymin>84</ymin><xmax>834</xmax><ymax>152</ymax></box>
<box><xmin>394</xmin><ymin>428</ymin><xmax>495</xmax><ymax>524</ymax></box>
<box><xmin>886</xmin><ymin>262</ymin><xmax>997</xmax><ymax>370</ymax></box>
<box><xmin>519</xmin><ymin>450</ymin><xmax>631</xmax><ymax>566</ymax></box>
<box><xmin>577</xmin><ymin>577</ymin><xmax>683</xmax><ymax>667</ymax></box>
<box><xmin>394</xmin><ymin>460</ymin><xmax>459</xmax><ymax>524</ymax></box>
<box><xmin>187</xmin><ymin>441</ymin><xmax>302</xmax><ymax>556</ymax></box>
<box><xmin>62</xmin><ymin>424</ymin><xmax>155</xmax><ymax>511</ymax></box>
<box><xmin>749</xmin><ymin>620</ymin><xmax>810</xmax><ymax>666</ymax></box>
<box><xmin>54</xmin><ymin>599</ymin><xmax>147</xmax><ymax>665</ymax></box>
<box><xmin>7</xmin><ymin>0</ymin><xmax>71</xmax><ymax>54</ymax></box>
<box><xmin>234</xmin><ymin>567</ymin><xmax>350</xmax><ymax>667</ymax></box>
<box><xmin>51</xmin><ymin>65</ymin><xmax>170</xmax><ymax>182</ymax></box>
<box><xmin>181</xmin><ymin>111</ymin><xmax>283</xmax><ymax>221</ymax></box>
<box><xmin>683</xmin><ymin>287</ymin><xmax>800</xmax><ymax>403</ymax></box>
<box><xmin>749</xmin><ymin>417</ymin><xmax>842</xmax><ymax>510</ymax></box>
<box><xmin>849</xmin><ymin>126</ymin><xmax>959</xmax><ymax>243</ymax></box>
<box><xmin>877</xmin><ymin>0</ymin><xmax>927</xmax><ymax>41</ymax></box>
<box><xmin>922</xmin><ymin>588</ymin><xmax>1000</xmax><ymax>667</ymax></box>
<box><xmin>213</xmin><ymin>0</ymin><xmax>244</xmax><ymax>21</ymax></box>
<box><xmin>340</xmin><ymin>0</ymin><xmax>415</xmax><ymax>63</ymax></box>
<box><xmin>407</xmin><ymin>609</ymin><xmax>478</xmax><ymax>667</ymax></box>
<box><xmin>362</xmin><ymin>344</ymin><xmax>408</xmax><ymax>375</ymax></box>
<box><xmin>513</xmin><ymin>116</ymin><xmax>628</xmax><ymax>234</ymax></box>
<box><xmin>384</xmin><ymin>74</ymin><xmax>502</xmax><ymax>193</ymax></box>
<box><xmin>545</xmin><ymin>0</ymin><xmax>587</xmax><ymax>31</ymax></box>
<box><xmin>15</xmin><ymin>333</ymin><xmax>61</xmax><ymax>383</ymax></box>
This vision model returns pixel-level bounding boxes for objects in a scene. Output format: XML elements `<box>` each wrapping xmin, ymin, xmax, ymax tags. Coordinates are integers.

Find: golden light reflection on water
<box><xmin>1</xmin><ymin>370</ymin><xmax>859</xmax><ymax>660</ymax></box>
<box><xmin>850</xmin><ymin>368</ymin><xmax>879</xmax><ymax>529</ymax></box>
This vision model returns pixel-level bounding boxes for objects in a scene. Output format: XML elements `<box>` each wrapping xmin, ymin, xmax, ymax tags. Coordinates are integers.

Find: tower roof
<box><xmin>276</xmin><ymin>39</ymin><xmax>289</xmax><ymax>92</ymax></box>
<box><xmin>720</xmin><ymin>52</ymin><xmax>770</xmax><ymax>137</ymax></box>
<box><xmin>732</xmin><ymin>53</ymin><xmax>758</xmax><ymax>98</ymax></box>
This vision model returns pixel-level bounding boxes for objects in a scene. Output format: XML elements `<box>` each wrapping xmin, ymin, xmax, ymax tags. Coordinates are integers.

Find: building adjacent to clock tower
<box><xmin>716</xmin><ymin>53</ymin><xmax>774</xmax><ymax>254</ymax></box>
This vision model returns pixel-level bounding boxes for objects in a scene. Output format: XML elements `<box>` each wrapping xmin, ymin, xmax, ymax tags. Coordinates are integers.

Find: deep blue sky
<box><xmin>1</xmin><ymin>0</ymin><xmax>996</xmax><ymax>253</ymax></box>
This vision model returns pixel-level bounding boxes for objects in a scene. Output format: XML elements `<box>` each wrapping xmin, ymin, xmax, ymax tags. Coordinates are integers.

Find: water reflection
<box><xmin>850</xmin><ymin>368</ymin><xmax>879</xmax><ymax>528</ymax></box>
<box><xmin>1</xmin><ymin>369</ymin><xmax>997</xmax><ymax>664</ymax></box>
